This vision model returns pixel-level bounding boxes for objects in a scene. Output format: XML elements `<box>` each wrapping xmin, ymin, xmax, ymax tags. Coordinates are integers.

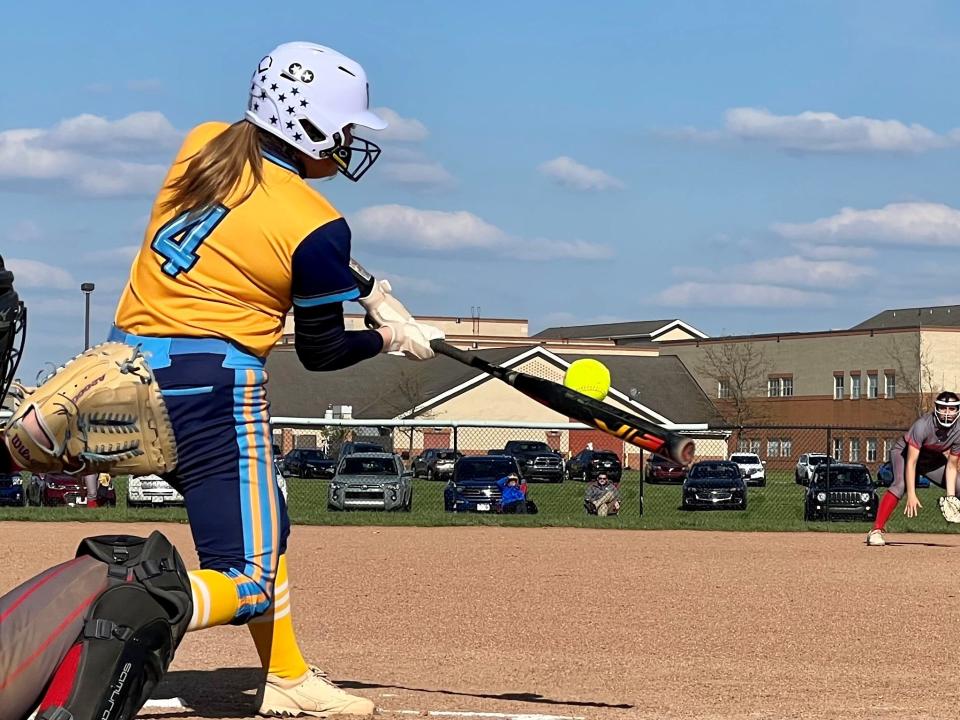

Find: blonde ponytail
<box><xmin>161</xmin><ymin>120</ymin><xmax>265</xmax><ymax>216</ymax></box>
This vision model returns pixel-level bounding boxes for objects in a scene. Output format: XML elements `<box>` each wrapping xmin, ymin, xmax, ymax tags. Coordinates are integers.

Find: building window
<box><xmin>883</xmin><ymin>439</ymin><xmax>891</xmax><ymax>460</ymax></box>
<box><xmin>718</xmin><ymin>379</ymin><xmax>731</xmax><ymax>399</ymax></box>
<box><xmin>885</xmin><ymin>372</ymin><xmax>896</xmax><ymax>399</ymax></box>
<box><xmin>781</xmin><ymin>438</ymin><xmax>792</xmax><ymax>458</ymax></box>
<box><xmin>737</xmin><ymin>439</ymin><xmax>749</xmax><ymax>453</ymax></box>
<box><xmin>782</xmin><ymin>377</ymin><xmax>794</xmax><ymax>396</ymax></box>
<box><xmin>750</xmin><ymin>439</ymin><xmax>761</xmax><ymax>455</ymax></box>
<box><xmin>767</xmin><ymin>439</ymin><xmax>779</xmax><ymax>458</ymax></box>
<box><xmin>850</xmin><ymin>439</ymin><xmax>860</xmax><ymax>462</ymax></box>
<box><xmin>867</xmin><ymin>439</ymin><xmax>877</xmax><ymax>463</ymax></box>
<box><xmin>868</xmin><ymin>373</ymin><xmax>878</xmax><ymax>399</ymax></box>
<box><xmin>768</xmin><ymin>378</ymin><xmax>779</xmax><ymax>398</ymax></box>
<box><xmin>833</xmin><ymin>437</ymin><xmax>843</xmax><ymax>461</ymax></box>
<box><xmin>834</xmin><ymin>375</ymin><xmax>844</xmax><ymax>400</ymax></box>
<box><xmin>850</xmin><ymin>375</ymin><xmax>861</xmax><ymax>400</ymax></box>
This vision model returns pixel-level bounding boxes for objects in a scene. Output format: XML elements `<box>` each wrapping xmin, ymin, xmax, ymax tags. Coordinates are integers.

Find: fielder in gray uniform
<box><xmin>866</xmin><ymin>391</ymin><xmax>960</xmax><ymax>546</ymax></box>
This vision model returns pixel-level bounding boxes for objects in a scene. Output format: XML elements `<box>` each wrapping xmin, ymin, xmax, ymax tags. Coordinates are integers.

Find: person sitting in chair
<box><xmin>584</xmin><ymin>473</ymin><xmax>621</xmax><ymax>517</ymax></box>
<box><xmin>498</xmin><ymin>473</ymin><xmax>531</xmax><ymax>514</ymax></box>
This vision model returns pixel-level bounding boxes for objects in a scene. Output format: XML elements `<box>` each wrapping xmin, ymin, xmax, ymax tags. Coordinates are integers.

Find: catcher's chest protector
<box><xmin>0</xmin><ymin>532</ymin><xmax>192</xmax><ymax>720</ymax></box>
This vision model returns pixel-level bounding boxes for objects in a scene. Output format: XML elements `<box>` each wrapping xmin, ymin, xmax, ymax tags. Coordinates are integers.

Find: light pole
<box><xmin>81</xmin><ymin>282</ymin><xmax>95</xmax><ymax>350</ymax></box>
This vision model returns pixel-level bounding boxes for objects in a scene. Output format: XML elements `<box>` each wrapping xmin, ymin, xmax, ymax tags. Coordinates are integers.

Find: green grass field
<box><xmin>1</xmin><ymin>470</ymin><xmax>956</xmax><ymax>535</ymax></box>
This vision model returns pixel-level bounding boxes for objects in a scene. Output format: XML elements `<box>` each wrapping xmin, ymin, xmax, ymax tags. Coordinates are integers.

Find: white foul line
<box><xmin>388</xmin><ymin>710</ymin><xmax>586</xmax><ymax>720</ymax></box>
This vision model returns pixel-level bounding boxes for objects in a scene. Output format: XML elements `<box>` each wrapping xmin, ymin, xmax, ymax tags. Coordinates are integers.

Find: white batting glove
<box><xmin>381</xmin><ymin>319</ymin><xmax>445</xmax><ymax>361</ymax></box>
<box><xmin>358</xmin><ymin>279</ymin><xmax>415</xmax><ymax>328</ymax></box>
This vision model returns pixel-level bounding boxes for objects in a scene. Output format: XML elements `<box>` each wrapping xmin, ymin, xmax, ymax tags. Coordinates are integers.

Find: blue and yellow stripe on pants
<box><xmin>109</xmin><ymin>327</ymin><xmax>291</xmax><ymax>623</ymax></box>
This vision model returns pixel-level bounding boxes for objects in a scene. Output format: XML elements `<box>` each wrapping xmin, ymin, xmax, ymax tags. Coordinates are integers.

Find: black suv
<box><xmin>282</xmin><ymin>449</ymin><xmax>335</xmax><ymax>479</ymax></box>
<box><xmin>804</xmin><ymin>463</ymin><xmax>878</xmax><ymax>521</ymax></box>
<box><xmin>413</xmin><ymin>448</ymin><xmax>462</xmax><ymax>481</ymax></box>
<box><xmin>566</xmin><ymin>449</ymin><xmax>623</xmax><ymax>483</ymax></box>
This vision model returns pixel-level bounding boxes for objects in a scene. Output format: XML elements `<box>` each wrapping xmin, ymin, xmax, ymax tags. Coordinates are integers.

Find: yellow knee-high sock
<box><xmin>248</xmin><ymin>554</ymin><xmax>309</xmax><ymax>679</ymax></box>
<box><xmin>187</xmin><ymin>569</ymin><xmax>241</xmax><ymax>632</ymax></box>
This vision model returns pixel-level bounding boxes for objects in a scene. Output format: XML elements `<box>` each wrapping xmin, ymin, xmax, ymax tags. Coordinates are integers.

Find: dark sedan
<box><xmin>804</xmin><ymin>463</ymin><xmax>878</xmax><ymax>521</ymax></box>
<box><xmin>0</xmin><ymin>473</ymin><xmax>25</xmax><ymax>506</ymax></box>
<box><xmin>282</xmin><ymin>449</ymin><xmax>335</xmax><ymax>479</ymax></box>
<box><xmin>645</xmin><ymin>453</ymin><xmax>687</xmax><ymax>484</ymax></box>
<box><xmin>681</xmin><ymin>461</ymin><xmax>747</xmax><ymax>511</ymax></box>
<box><xmin>567</xmin><ymin>449</ymin><xmax>622</xmax><ymax>483</ymax></box>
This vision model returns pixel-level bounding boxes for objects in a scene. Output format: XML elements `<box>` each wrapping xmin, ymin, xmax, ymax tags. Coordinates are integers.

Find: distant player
<box><xmin>866</xmin><ymin>391</ymin><xmax>960</xmax><ymax>546</ymax></box>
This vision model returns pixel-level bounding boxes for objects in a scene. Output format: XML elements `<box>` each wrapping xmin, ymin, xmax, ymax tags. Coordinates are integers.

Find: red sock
<box><xmin>873</xmin><ymin>491</ymin><xmax>900</xmax><ymax>531</ymax></box>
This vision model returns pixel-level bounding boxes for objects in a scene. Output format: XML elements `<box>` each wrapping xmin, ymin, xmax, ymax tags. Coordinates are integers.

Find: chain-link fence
<box><xmin>8</xmin><ymin>420</ymin><xmax>938</xmax><ymax>533</ymax></box>
<box><xmin>258</xmin><ymin>419</ymin><xmax>920</xmax><ymax>531</ymax></box>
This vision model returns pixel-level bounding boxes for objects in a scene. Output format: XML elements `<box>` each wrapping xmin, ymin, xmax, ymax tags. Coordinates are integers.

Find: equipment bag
<box><xmin>0</xmin><ymin>532</ymin><xmax>192</xmax><ymax>720</ymax></box>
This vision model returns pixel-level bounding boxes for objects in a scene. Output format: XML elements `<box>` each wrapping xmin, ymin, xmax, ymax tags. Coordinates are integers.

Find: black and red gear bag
<box><xmin>0</xmin><ymin>532</ymin><xmax>192</xmax><ymax>720</ymax></box>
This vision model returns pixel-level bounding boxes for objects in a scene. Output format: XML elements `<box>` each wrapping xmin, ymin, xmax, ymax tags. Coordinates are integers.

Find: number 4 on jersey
<box><xmin>151</xmin><ymin>205</ymin><xmax>229</xmax><ymax>277</ymax></box>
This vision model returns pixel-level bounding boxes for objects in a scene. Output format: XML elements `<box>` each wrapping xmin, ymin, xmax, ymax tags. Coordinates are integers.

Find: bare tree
<box><xmin>886</xmin><ymin>333</ymin><xmax>941</xmax><ymax>424</ymax></box>
<box><xmin>356</xmin><ymin>368</ymin><xmax>437</xmax><ymax>458</ymax></box>
<box><xmin>696</xmin><ymin>342</ymin><xmax>772</xmax><ymax>428</ymax></box>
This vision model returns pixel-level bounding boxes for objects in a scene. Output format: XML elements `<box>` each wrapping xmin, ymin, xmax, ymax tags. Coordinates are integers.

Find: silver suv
<box><xmin>729</xmin><ymin>453</ymin><xmax>766</xmax><ymax>487</ymax></box>
<box><xmin>328</xmin><ymin>452</ymin><xmax>412</xmax><ymax>512</ymax></box>
<box><xmin>795</xmin><ymin>453</ymin><xmax>837</xmax><ymax>486</ymax></box>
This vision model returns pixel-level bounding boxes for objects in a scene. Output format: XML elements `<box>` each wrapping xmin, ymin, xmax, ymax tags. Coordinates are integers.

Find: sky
<box><xmin>5</xmin><ymin>1</ymin><xmax>960</xmax><ymax>379</ymax></box>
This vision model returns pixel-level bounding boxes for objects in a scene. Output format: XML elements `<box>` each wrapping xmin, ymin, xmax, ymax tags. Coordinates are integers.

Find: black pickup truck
<box><xmin>490</xmin><ymin>440</ymin><xmax>564</xmax><ymax>483</ymax></box>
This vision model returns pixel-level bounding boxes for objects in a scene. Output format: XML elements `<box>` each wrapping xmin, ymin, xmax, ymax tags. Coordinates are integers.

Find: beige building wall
<box><xmin>662</xmin><ymin>330</ymin><xmax>922</xmax><ymax>400</ymax></box>
<box><xmin>919</xmin><ymin>330</ymin><xmax>960</xmax><ymax>391</ymax></box>
<box><xmin>281</xmin><ymin>313</ymin><xmax>528</xmax><ymax>339</ymax></box>
<box><xmin>653</xmin><ymin>327</ymin><xmax>699</xmax><ymax>342</ymax></box>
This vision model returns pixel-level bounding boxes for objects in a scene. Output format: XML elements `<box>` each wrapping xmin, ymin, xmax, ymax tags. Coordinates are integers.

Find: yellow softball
<box><xmin>563</xmin><ymin>358</ymin><xmax>611</xmax><ymax>401</ymax></box>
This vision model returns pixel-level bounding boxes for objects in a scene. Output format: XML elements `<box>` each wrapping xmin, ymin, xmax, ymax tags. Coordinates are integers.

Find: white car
<box><xmin>127</xmin><ymin>474</ymin><xmax>184</xmax><ymax>507</ymax></box>
<box><xmin>729</xmin><ymin>453</ymin><xmax>766</xmax><ymax>487</ymax></box>
<box><xmin>128</xmin><ymin>462</ymin><xmax>288</xmax><ymax>507</ymax></box>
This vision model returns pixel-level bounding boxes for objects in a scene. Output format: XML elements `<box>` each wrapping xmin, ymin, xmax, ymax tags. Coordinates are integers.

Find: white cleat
<box><xmin>866</xmin><ymin>529</ymin><xmax>886</xmax><ymax>546</ymax></box>
<box><xmin>258</xmin><ymin>665</ymin><xmax>377</xmax><ymax>717</ymax></box>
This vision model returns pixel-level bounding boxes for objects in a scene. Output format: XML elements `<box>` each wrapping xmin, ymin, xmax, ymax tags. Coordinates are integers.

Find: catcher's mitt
<box><xmin>3</xmin><ymin>342</ymin><xmax>177</xmax><ymax>475</ymax></box>
<box><xmin>939</xmin><ymin>495</ymin><xmax>960</xmax><ymax>524</ymax></box>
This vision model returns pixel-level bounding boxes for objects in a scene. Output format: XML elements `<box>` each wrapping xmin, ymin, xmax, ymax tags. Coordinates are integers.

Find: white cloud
<box><xmin>677</xmin><ymin>107</ymin><xmax>955</xmax><ymax>154</ymax></box>
<box><xmin>380</xmin><ymin>160</ymin><xmax>456</xmax><ymax>190</ymax></box>
<box><xmin>0</xmin><ymin>113</ymin><xmax>176</xmax><ymax>197</ymax></box>
<box><xmin>350</xmin><ymin>204</ymin><xmax>612</xmax><ymax>261</ymax></box>
<box><xmin>734</xmin><ymin>255</ymin><xmax>874</xmax><ymax>288</ymax></box>
<box><xmin>6</xmin><ymin>258</ymin><xmax>75</xmax><ymax>290</ymax></box>
<box><xmin>773</xmin><ymin>202</ymin><xmax>960</xmax><ymax>246</ymax></box>
<box><xmin>369</xmin><ymin>268</ymin><xmax>445</xmax><ymax>295</ymax></box>
<box><xmin>538</xmin><ymin>156</ymin><xmax>624</xmax><ymax>191</ymax></box>
<box><xmin>656</xmin><ymin>281</ymin><xmax>833</xmax><ymax>308</ymax></box>
<box><xmin>370</xmin><ymin>107</ymin><xmax>429</xmax><ymax>142</ymax></box>
<box><xmin>41</xmin><ymin>112</ymin><xmax>182</xmax><ymax>155</ymax></box>
<box><xmin>791</xmin><ymin>242</ymin><xmax>875</xmax><ymax>261</ymax></box>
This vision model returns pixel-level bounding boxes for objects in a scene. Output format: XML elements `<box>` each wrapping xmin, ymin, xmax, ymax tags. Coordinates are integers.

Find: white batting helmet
<box><xmin>245</xmin><ymin>42</ymin><xmax>387</xmax><ymax>181</ymax></box>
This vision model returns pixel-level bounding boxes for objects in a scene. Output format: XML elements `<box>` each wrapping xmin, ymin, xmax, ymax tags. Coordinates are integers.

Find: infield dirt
<box><xmin>2</xmin><ymin>522</ymin><xmax>958</xmax><ymax>720</ymax></box>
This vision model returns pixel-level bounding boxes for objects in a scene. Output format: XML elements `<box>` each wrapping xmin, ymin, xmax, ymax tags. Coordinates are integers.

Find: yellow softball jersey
<box><xmin>115</xmin><ymin>122</ymin><xmax>360</xmax><ymax>356</ymax></box>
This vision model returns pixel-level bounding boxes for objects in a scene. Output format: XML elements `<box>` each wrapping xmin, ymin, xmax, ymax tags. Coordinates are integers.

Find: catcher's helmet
<box><xmin>245</xmin><ymin>42</ymin><xmax>387</xmax><ymax>181</ymax></box>
<box><xmin>0</xmin><ymin>255</ymin><xmax>26</xmax><ymax>408</ymax></box>
<box><xmin>934</xmin><ymin>391</ymin><xmax>960</xmax><ymax>428</ymax></box>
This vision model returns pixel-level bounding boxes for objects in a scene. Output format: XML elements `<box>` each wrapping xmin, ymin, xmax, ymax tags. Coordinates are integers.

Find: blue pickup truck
<box><xmin>444</xmin><ymin>455</ymin><xmax>522</xmax><ymax>513</ymax></box>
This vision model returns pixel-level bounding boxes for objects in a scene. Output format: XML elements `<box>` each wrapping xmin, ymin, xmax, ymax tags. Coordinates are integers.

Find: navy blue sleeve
<box><xmin>291</xmin><ymin>218</ymin><xmax>360</xmax><ymax>307</ymax></box>
<box><xmin>293</xmin><ymin>301</ymin><xmax>383</xmax><ymax>372</ymax></box>
<box><xmin>290</xmin><ymin>217</ymin><xmax>383</xmax><ymax>371</ymax></box>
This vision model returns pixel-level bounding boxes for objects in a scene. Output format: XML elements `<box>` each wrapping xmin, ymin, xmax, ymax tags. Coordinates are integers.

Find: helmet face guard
<box><xmin>329</xmin><ymin>134</ymin><xmax>382</xmax><ymax>182</ymax></box>
<box><xmin>934</xmin><ymin>393</ymin><xmax>960</xmax><ymax>428</ymax></box>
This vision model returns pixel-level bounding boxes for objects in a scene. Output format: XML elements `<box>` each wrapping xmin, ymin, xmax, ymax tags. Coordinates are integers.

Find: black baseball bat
<box><xmin>430</xmin><ymin>340</ymin><xmax>696</xmax><ymax>465</ymax></box>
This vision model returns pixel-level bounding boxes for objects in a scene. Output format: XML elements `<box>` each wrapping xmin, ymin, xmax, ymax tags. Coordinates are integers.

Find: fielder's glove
<box><xmin>939</xmin><ymin>495</ymin><xmax>960</xmax><ymax>523</ymax></box>
<box><xmin>3</xmin><ymin>342</ymin><xmax>177</xmax><ymax>475</ymax></box>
